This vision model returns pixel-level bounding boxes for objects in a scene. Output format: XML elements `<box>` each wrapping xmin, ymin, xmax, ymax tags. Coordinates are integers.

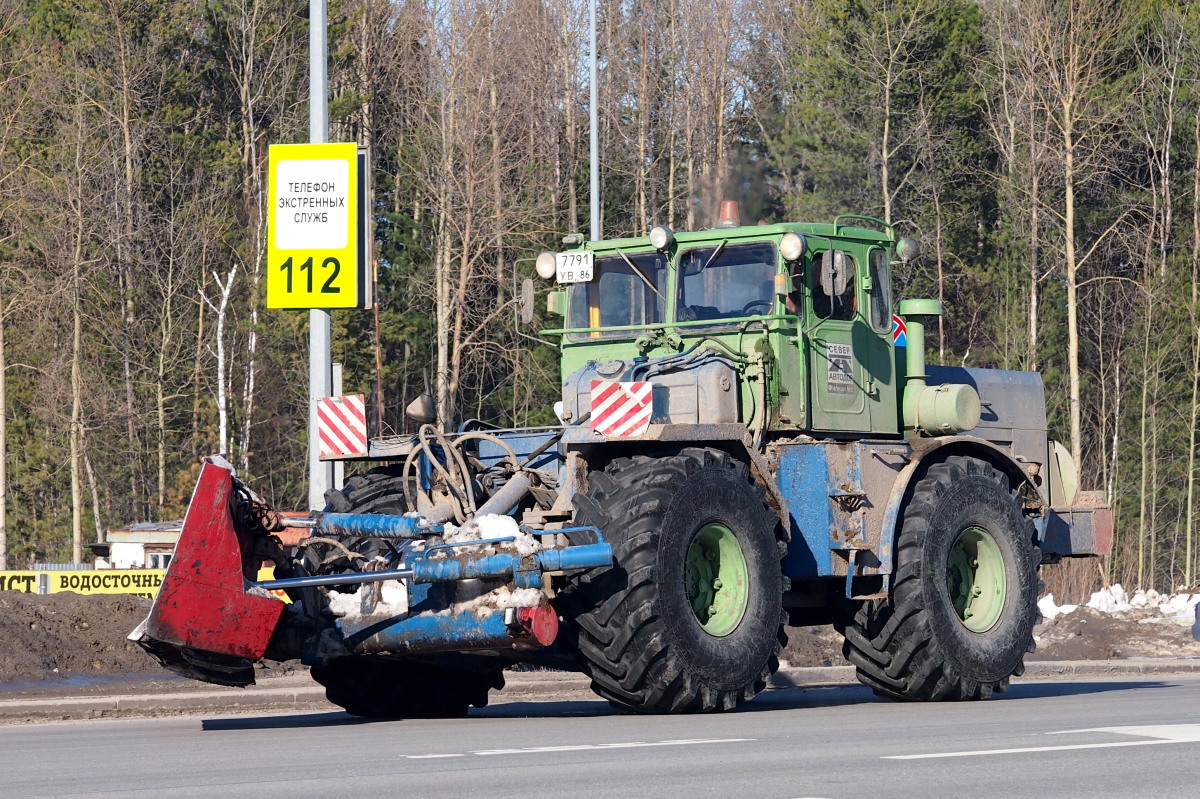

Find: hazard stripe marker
<box><xmin>318</xmin><ymin>394</ymin><xmax>368</xmax><ymax>458</ymax></box>
<box><xmin>590</xmin><ymin>380</ymin><xmax>652</xmax><ymax>437</ymax></box>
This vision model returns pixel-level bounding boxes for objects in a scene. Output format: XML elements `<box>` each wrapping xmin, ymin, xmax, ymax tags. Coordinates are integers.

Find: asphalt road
<box><xmin>5</xmin><ymin>674</ymin><xmax>1200</xmax><ymax>798</ymax></box>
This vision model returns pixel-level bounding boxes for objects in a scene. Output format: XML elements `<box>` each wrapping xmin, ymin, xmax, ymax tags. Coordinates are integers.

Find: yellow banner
<box><xmin>0</xmin><ymin>570</ymin><xmax>165</xmax><ymax>599</ymax></box>
<box><xmin>1</xmin><ymin>567</ymin><xmax>289</xmax><ymax>602</ymax></box>
<box><xmin>0</xmin><ymin>572</ymin><xmax>39</xmax><ymax>593</ymax></box>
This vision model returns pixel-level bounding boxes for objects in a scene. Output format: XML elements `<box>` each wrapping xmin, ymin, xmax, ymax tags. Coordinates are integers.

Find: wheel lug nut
<box><xmin>971</xmin><ymin>586</ymin><xmax>982</xmax><ymax>597</ymax></box>
<box><xmin>963</xmin><ymin>609</ymin><xmax>974</xmax><ymax>618</ymax></box>
<box><xmin>713</xmin><ymin>579</ymin><xmax>723</xmax><ymax>589</ymax></box>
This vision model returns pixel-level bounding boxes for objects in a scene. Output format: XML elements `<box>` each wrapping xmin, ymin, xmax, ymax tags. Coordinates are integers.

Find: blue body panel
<box><xmin>778</xmin><ymin>444</ymin><xmax>833</xmax><ymax>578</ymax></box>
<box><xmin>476</xmin><ymin>429</ymin><xmax>563</xmax><ymax>474</ymax></box>
<box><xmin>338</xmin><ymin>605</ymin><xmax>516</xmax><ymax>655</ymax></box>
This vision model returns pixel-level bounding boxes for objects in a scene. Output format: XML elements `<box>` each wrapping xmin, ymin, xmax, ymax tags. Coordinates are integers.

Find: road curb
<box><xmin>768</xmin><ymin>658</ymin><xmax>1200</xmax><ymax>689</ymax></box>
<box><xmin>1</xmin><ymin>659</ymin><xmax>1198</xmax><ymax>723</ymax></box>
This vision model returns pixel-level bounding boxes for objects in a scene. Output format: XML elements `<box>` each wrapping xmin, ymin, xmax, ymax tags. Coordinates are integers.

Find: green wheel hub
<box><xmin>684</xmin><ymin>523</ymin><xmax>749</xmax><ymax>636</ymax></box>
<box><xmin>946</xmin><ymin>525</ymin><xmax>1006</xmax><ymax>633</ymax></box>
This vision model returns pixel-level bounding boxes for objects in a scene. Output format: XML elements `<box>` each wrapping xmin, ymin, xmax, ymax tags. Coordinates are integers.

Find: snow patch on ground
<box><xmin>1039</xmin><ymin>584</ymin><xmax>1199</xmax><ymax>626</ymax></box>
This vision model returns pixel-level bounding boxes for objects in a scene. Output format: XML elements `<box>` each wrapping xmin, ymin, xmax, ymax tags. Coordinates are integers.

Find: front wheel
<box><xmin>563</xmin><ymin>448</ymin><xmax>787</xmax><ymax>713</ymax></box>
<box><xmin>311</xmin><ymin>657</ymin><xmax>503</xmax><ymax>718</ymax></box>
<box><xmin>310</xmin><ymin>467</ymin><xmax>505</xmax><ymax>717</ymax></box>
<box><xmin>838</xmin><ymin>455</ymin><xmax>1039</xmax><ymax>701</ymax></box>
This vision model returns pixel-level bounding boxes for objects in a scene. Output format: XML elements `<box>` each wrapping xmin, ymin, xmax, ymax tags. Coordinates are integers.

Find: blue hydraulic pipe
<box><xmin>256</xmin><ymin>541</ymin><xmax>612</xmax><ymax>592</ymax></box>
<box><xmin>312</xmin><ymin>512</ymin><xmax>443</xmax><ymax>539</ymax></box>
<box><xmin>338</xmin><ymin>607</ymin><xmax>519</xmax><ymax>655</ymax></box>
<box><xmin>407</xmin><ymin>543</ymin><xmax>613</xmax><ymax>583</ymax></box>
<box><xmin>537</xmin><ymin>543</ymin><xmax>614</xmax><ymax>572</ymax></box>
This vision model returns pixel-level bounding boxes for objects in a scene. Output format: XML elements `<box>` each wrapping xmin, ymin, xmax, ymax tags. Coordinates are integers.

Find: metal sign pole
<box><xmin>589</xmin><ymin>0</ymin><xmax>600</xmax><ymax>242</ymax></box>
<box><xmin>308</xmin><ymin>0</ymin><xmax>333</xmax><ymax>510</ymax></box>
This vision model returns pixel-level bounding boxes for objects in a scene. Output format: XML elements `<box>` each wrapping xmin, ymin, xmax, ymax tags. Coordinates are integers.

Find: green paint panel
<box><xmin>545</xmin><ymin>221</ymin><xmax>899</xmax><ymax>435</ymax></box>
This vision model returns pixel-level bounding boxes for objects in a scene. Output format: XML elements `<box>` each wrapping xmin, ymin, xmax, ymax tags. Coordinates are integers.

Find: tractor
<box><xmin>131</xmin><ymin>205</ymin><xmax>1111</xmax><ymax>716</ymax></box>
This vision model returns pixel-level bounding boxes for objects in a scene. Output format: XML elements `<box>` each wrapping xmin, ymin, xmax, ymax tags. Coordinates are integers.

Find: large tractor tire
<box><xmin>564</xmin><ymin>448</ymin><xmax>787</xmax><ymax>713</ymax></box>
<box><xmin>308</xmin><ymin>466</ymin><xmax>505</xmax><ymax>718</ymax></box>
<box><xmin>838</xmin><ymin>455</ymin><xmax>1040</xmax><ymax>701</ymax></box>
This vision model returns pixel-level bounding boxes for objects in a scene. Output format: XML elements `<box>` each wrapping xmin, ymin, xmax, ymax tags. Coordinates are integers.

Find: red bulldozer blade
<box><xmin>130</xmin><ymin>459</ymin><xmax>285</xmax><ymax>686</ymax></box>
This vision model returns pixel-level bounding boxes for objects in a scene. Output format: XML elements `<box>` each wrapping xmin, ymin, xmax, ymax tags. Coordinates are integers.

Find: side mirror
<box><xmin>896</xmin><ymin>237</ymin><xmax>922</xmax><ymax>263</ymax></box>
<box><xmin>519</xmin><ymin>278</ymin><xmax>535</xmax><ymax>325</ymax></box>
<box><xmin>821</xmin><ymin>250</ymin><xmax>850</xmax><ymax>296</ymax></box>
<box><xmin>405</xmin><ymin>392</ymin><xmax>436</xmax><ymax>424</ymax></box>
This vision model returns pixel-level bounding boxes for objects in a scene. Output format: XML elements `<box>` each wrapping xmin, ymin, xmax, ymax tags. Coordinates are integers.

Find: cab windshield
<box><xmin>567</xmin><ymin>251</ymin><xmax>667</xmax><ymax>340</ymax></box>
<box><xmin>676</xmin><ymin>242</ymin><xmax>777</xmax><ymax>324</ymax></box>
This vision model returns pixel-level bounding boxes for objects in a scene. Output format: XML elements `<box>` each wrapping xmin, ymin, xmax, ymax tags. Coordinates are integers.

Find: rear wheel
<box><xmin>564</xmin><ymin>448</ymin><xmax>786</xmax><ymax>713</ymax></box>
<box><xmin>837</xmin><ymin>456</ymin><xmax>1039</xmax><ymax>701</ymax></box>
<box><xmin>307</xmin><ymin>467</ymin><xmax>505</xmax><ymax>718</ymax></box>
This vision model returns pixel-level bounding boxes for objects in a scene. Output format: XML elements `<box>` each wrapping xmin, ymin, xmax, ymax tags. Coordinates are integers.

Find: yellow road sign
<box><xmin>267</xmin><ymin>142</ymin><xmax>366</xmax><ymax>309</ymax></box>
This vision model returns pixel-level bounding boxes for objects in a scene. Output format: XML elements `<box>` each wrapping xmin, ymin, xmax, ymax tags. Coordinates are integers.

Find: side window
<box><xmin>868</xmin><ymin>248</ymin><xmax>892</xmax><ymax>333</ymax></box>
<box><xmin>810</xmin><ymin>251</ymin><xmax>856</xmax><ymax>321</ymax></box>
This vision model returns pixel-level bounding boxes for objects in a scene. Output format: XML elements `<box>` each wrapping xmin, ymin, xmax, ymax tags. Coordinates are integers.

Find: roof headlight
<box><xmin>780</xmin><ymin>232</ymin><xmax>807</xmax><ymax>262</ymax></box>
<box><xmin>649</xmin><ymin>225</ymin><xmax>675</xmax><ymax>251</ymax></box>
<box><xmin>535</xmin><ymin>251</ymin><xmax>557</xmax><ymax>280</ymax></box>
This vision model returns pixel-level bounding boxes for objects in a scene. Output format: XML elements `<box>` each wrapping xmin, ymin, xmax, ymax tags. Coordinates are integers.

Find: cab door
<box><xmin>805</xmin><ymin>247</ymin><xmax>898</xmax><ymax>434</ymax></box>
<box><xmin>806</xmin><ymin>249</ymin><xmax>870</xmax><ymax>432</ymax></box>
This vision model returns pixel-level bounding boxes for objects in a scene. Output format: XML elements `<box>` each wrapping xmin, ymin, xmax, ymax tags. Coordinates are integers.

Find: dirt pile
<box><xmin>780</xmin><ymin>625</ymin><xmax>847</xmax><ymax>667</ymax></box>
<box><xmin>771</xmin><ymin>607</ymin><xmax>1200</xmax><ymax>668</ymax></box>
<box><xmin>1032</xmin><ymin>605</ymin><xmax>1200</xmax><ymax>660</ymax></box>
<box><xmin>0</xmin><ymin>593</ymin><xmax>162</xmax><ymax>683</ymax></box>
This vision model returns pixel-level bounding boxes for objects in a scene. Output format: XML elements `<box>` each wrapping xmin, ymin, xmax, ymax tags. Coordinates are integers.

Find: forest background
<box><xmin>0</xmin><ymin>0</ymin><xmax>1195</xmax><ymax>599</ymax></box>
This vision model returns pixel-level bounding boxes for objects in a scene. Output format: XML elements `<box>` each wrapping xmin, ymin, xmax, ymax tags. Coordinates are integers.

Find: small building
<box><xmin>90</xmin><ymin>521</ymin><xmax>184</xmax><ymax>570</ymax></box>
<box><xmin>89</xmin><ymin>515</ymin><xmax>312</xmax><ymax>569</ymax></box>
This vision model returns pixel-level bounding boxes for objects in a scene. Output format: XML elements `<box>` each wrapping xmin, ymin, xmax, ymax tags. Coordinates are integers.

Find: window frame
<box><xmin>565</xmin><ymin>250</ymin><xmax>668</xmax><ymax>341</ymax></box>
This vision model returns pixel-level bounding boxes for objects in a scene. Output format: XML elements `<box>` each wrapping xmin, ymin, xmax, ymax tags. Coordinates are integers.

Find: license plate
<box><xmin>555</xmin><ymin>251</ymin><xmax>594</xmax><ymax>283</ymax></box>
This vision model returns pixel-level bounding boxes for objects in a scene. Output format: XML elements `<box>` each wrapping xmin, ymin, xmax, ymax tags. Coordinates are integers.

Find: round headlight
<box><xmin>780</xmin><ymin>232</ymin><xmax>807</xmax><ymax>262</ymax></box>
<box><xmin>535</xmin><ymin>251</ymin><xmax>557</xmax><ymax>280</ymax></box>
<box><xmin>897</xmin><ymin>237</ymin><xmax>923</xmax><ymax>262</ymax></box>
<box><xmin>649</xmin><ymin>225</ymin><xmax>675</xmax><ymax>251</ymax></box>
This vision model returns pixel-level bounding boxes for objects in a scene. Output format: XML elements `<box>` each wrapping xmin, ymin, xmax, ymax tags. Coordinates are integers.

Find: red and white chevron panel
<box><xmin>590</xmin><ymin>380</ymin><xmax>652</xmax><ymax>437</ymax></box>
<box><xmin>317</xmin><ymin>394</ymin><xmax>368</xmax><ymax>458</ymax></box>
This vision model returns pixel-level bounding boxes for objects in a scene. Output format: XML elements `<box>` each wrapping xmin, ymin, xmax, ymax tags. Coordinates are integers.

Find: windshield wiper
<box><xmin>614</xmin><ymin>247</ymin><xmax>665</xmax><ymax>301</ymax></box>
<box><xmin>700</xmin><ymin>240</ymin><xmax>727</xmax><ymax>272</ymax></box>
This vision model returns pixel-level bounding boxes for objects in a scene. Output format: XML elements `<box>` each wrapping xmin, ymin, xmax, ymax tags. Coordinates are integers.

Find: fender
<box><xmin>877</xmin><ymin>436</ymin><xmax>1037</xmax><ymax>578</ymax></box>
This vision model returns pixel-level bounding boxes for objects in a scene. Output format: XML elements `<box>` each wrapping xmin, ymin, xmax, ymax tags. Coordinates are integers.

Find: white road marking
<box><xmin>474</xmin><ymin>737</ymin><xmax>753</xmax><ymax>756</ymax></box>
<box><xmin>1045</xmin><ymin>725</ymin><xmax>1200</xmax><ymax>742</ymax></box>
<box><xmin>405</xmin><ymin>737</ymin><xmax>754</xmax><ymax>760</ymax></box>
<box><xmin>884</xmin><ymin>724</ymin><xmax>1200</xmax><ymax>760</ymax></box>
